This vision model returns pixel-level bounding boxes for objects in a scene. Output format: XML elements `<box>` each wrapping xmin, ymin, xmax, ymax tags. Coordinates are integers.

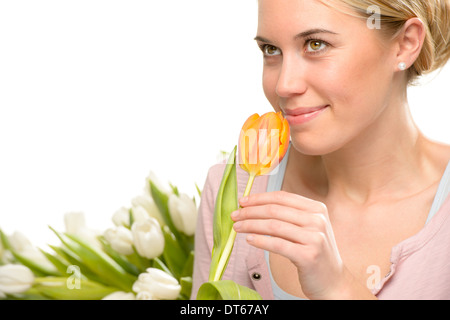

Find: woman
<box><xmin>192</xmin><ymin>0</ymin><xmax>450</xmax><ymax>299</ymax></box>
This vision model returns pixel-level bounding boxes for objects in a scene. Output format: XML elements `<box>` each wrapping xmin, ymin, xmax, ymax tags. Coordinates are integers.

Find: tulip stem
<box><xmin>242</xmin><ymin>173</ymin><xmax>256</xmax><ymax>200</ymax></box>
<box><xmin>213</xmin><ymin>173</ymin><xmax>256</xmax><ymax>282</ymax></box>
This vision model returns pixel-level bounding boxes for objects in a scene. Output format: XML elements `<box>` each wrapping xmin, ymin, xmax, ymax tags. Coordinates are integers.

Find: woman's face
<box><xmin>257</xmin><ymin>0</ymin><xmax>399</xmax><ymax>155</ymax></box>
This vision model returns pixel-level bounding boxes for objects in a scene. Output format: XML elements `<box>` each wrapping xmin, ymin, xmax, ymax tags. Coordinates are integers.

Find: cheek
<box><xmin>291</xmin><ymin>53</ymin><xmax>394</xmax><ymax>155</ymax></box>
<box><xmin>262</xmin><ymin>68</ymin><xmax>281</xmax><ymax>112</ymax></box>
<box><xmin>329</xmin><ymin>51</ymin><xmax>394</xmax><ymax>122</ymax></box>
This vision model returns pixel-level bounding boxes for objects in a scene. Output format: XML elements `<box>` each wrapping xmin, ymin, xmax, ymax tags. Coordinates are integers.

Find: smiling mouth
<box><xmin>282</xmin><ymin>105</ymin><xmax>329</xmax><ymax>125</ymax></box>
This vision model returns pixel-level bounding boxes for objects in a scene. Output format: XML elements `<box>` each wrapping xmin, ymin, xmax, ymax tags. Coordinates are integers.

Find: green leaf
<box><xmin>195</xmin><ymin>183</ymin><xmax>202</xmax><ymax>198</ymax></box>
<box><xmin>0</xmin><ymin>228</ymin><xmax>60</xmax><ymax>277</ymax></box>
<box><xmin>33</xmin><ymin>277</ymin><xmax>118</xmax><ymax>300</ymax></box>
<box><xmin>126</xmin><ymin>246</ymin><xmax>152</xmax><ymax>272</ymax></box>
<box><xmin>149</xmin><ymin>178</ymin><xmax>195</xmax><ymax>256</ymax></box>
<box><xmin>181</xmin><ymin>250</ymin><xmax>194</xmax><ymax>278</ymax></box>
<box><xmin>169</xmin><ymin>183</ymin><xmax>179</xmax><ymax>196</ymax></box>
<box><xmin>4</xmin><ymin>289</ymin><xmax>51</xmax><ymax>300</ymax></box>
<box><xmin>8</xmin><ymin>250</ymin><xmax>60</xmax><ymax>277</ymax></box>
<box><xmin>98</xmin><ymin>237</ymin><xmax>141</xmax><ymax>276</ymax></box>
<box><xmin>48</xmin><ymin>245</ymin><xmax>102</xmax><ymax>283</ymax></box>
<box><xmin>209</xmin><ymin>146</ymin><xmax>238</xmax><ymax>281</ymax></box>
<box><xmin>162</xmin><ymin>226</ymin><xmax>187</xmax><ymax>279</ymax></box>
<box><xmin>49</xmin><ymin>226</ymin><xmax>136</xmax><ymax>291</ymax></box>
<box><xmin>196</xmin><ymin>280</ymin><xmax>262</xmax><ymax>300</ymax></box>
<box><xmin>179</xmin><ymin>276</ymin><xmax>192</xmax><ymax>300</ymax></box>
<box><xmin>128</xmin><ymin>208</ymin><xmax>134</xmax><ymax>227</ymax></box>
<box><xmin>0</xmin><ymin>229</ymin><xmax>10</xmax><ymax>249</ymax></box>
<box><xmin>39</xmin><ymin>249</ymin><xmax>68</xmax><ymax>275</ymax></box>
<box><xmin>149</xmin><ymin>179</ymin><xmax>176</xmax><ymax>233</ymax></box>
<box><xmin>152</xmin><ymin>257</ymin><xmax>173</xmax><ymax>276</ymax></box>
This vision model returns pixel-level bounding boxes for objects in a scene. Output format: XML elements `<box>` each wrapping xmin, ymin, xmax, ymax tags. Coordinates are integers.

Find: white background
<box><xmin>1</xmin><ymin>1</ymin><xmax>449</xmax><ymax>249</ymax></box>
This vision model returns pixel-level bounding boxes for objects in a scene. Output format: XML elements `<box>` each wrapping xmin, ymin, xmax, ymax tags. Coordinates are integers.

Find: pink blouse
<box><xmin>191</xmin><ymin>162</ymin><xmax>450</xmax><ymax>300</ymax></box>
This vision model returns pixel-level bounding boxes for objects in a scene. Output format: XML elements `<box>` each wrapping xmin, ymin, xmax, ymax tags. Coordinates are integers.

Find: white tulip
<box><xmin>112</xmin><ymin>206</ymin><xmax>131</xmax><ymax>227</ymax></box>
<box><xmin>103</xmin><ymin>226</ymin><xmax>134</xmax><ymax>255</ymax></box>
<box><xmin>0</xmin><ymin>264</ymin><xmax>34</xmax><ymax>296</ymax></box>
<box><xmin>145</xmin><ymin>171</ymin><xmax>172</xmax><ymax>195</ymax></box>
<box><xmin>132</xmin><ymin>268</ymin><xmax>181</xmax><ymax>300</ymax></box>
<box><xmin>102</xmin><ymin>291</ymin><xmax>135</xmax><ymax>300</ymax></box>
<box><xmin>131</xmin><ymin>194</ymin><xmax>165</xmax><ymax>226</ymax></box>
<box><xmin>8</xmin><ymin>232</ymin><xmax>55</xmax><ymax>271</ymax></box>
<box><xmin>168</xmin><ymin>193</ymin><xmax>198</xmax><ymax>236</ymax></box>
<box><xmin>130</xmin><ymin>205</ymin><xmax>150</xmax><ymax>224</ymax></box>
<box><xmin>131</xmin><ymin>218</ymin><xmax>164</xmax><ymax>259</ymax></box>
<box><xmin>8</xmin><ymin>231</ymin><xmax>32</xmax><ymax>253</ymax></box>
<box><xmin>64</xmin><ymin>211</ymin><xmax>86</xmax><ymax>235</ymax></box>
<box><xmin>64</xmin><ymin>212</ymin><xmax>102</xmax><ymax>249</ymax></box>
<box><xmin>135</xmin><ymin>291</ymin><xmax>153</xmax><ymax>300</ymax></box>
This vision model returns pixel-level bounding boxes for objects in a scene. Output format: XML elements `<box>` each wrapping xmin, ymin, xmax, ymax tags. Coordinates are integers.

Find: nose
<box><xmin>275</xmin><ymin>55</ymin><xmax>307</xmax><ymax>98</ymax></box>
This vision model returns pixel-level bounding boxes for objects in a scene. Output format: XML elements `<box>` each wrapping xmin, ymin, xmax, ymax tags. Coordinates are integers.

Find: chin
<box><xmin>290</xmin><ymin>134</ymin><xmax>343</xmax><ymax>157</ymax></box>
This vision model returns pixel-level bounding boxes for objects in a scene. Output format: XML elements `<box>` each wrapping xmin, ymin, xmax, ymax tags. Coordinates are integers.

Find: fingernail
<box><xmin>246</xmin><ymin>235</ymin><xmax>254</xmax><ymax>243</ymax></box>
<box><xmin>240</xmin><ymin>196</ymin><xmax>249</xmax><ymax>204</ymax></box>
<box><xmin>231</xmin><ymin>210</ymin><xmax>239</xmax><ymax>220</ymax></box>
<box><xmin>233</xmin><ymin>222</ymin><xmax>241</xmax><ymax>231</ymax></box>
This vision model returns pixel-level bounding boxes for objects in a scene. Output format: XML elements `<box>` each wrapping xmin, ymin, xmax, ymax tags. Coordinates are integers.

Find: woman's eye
<box><xmin>306</xmin><ymin>40</ymin><xmax>327</xmax><ymax>53</ymax></box>
<box><xmin>262</xmin><ymin>44</ymin><xmax>281</xmax><ymax>56</ymax></box>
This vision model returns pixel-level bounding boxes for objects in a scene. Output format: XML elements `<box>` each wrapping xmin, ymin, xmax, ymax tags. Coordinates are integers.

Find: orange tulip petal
<box><xmin>238</xmin><ymin>111</ymin><xmax>290</xmax><ymax>177</ymax></box>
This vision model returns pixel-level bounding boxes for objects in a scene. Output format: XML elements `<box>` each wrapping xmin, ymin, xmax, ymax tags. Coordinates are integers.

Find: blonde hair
<box><xmin>323</xmin><ymin>0</ymin><xmax>450</xmax><ymax>84</ymax></box>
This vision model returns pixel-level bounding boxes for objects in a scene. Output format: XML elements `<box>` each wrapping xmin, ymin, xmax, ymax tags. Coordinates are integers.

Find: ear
<box><xmin>395</xmin><ymin>18</ymin><xmax>426</xmax><ymax>71</ymax></box>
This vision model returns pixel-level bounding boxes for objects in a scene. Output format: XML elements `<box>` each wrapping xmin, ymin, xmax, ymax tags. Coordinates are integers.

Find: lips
<box><xmin>282</xmin><ymin>105</ymin><xmax>329</xmax><ymax>125</ymax></box>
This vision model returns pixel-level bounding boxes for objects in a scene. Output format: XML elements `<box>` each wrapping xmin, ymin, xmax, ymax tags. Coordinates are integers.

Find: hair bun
<box><xmin>419</xmin><ymin>0</ymin><xmax>450</xmax><ymax>75</ymax></box>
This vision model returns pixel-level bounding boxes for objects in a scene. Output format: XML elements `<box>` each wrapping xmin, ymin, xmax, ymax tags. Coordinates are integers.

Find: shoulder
<box><xmin>429</xmin><ymin>139</ymin><xmax>450</xmax><ymax>159</ymax></box>
<box><xmin>204</xmin><ymin>162</ymin><xmax>228</xmax><ymax>186</ymax></box>
<box><xmin>423</xmin><ymin>138</ymin><xmax>450</xmax><ymax>174</ymax></box>
<box><xmin>201</xmin><ymin>162</ymin><xmax>227</xmax><ymax>201</ymax></box>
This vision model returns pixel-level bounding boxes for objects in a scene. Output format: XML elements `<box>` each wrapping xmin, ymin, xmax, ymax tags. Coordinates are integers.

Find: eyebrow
<box><xmin>254</xmin><ymin>28</ymin><xmax>338</xmax><ymax>43</ymax></box>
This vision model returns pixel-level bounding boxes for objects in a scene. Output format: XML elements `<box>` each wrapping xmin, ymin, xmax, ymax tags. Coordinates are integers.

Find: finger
<box><xmin>232</xmin><ymin>204</ymin><xmax>328</xmax><ymax>232</ymax></box>
<box><xmin>240</xmin><ymin>191</ymin><xmax>327</xmax><ymax>213</ymax></box>
<box><xmin>245</xmin><ymin>233</ymin><xmax>310</xmax><ymax>263</ymax></box>
<box><xmin>233</xmin><ymin>218</ymin><xmax>319</xmax><ymax>245</ymax></box>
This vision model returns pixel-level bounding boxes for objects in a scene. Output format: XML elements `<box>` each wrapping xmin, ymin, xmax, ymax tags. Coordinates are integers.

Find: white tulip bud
<box><xmin>102</xmin><ymin>291</ymin><xmax>135</xmax><ymax>300</ymax></box>
<box><xmin>132</xmin><ymin>268</ymin><xmax>181</xmax><ymax>300</ymax></box>
<box><xmin>64</xmin><ymin>212</ymin><xmax>102</xmax><ymax>249</ymax></box>
<box><xmin>112</xmin><ymin>207</ymin><xmax>131</xmax><ymax>227</ymax></box>
<box><xmin>131</xmin><ymin>205</ymin><xmax>150</xmax><ymax>224</ymax></box>
<box><xmin>0</xmin><ymin>264</ymin><xmax>34</xmax><ymax>296</ymax></box>
<box><xmin>64</xmin><ymin>212</ymin><xmax>86</xmax><ymax>235</ymax></box>
<box><xmin>131</xmin><ymin>218</ymin><xmax>164</xmax><ymax>259</ymax></box>
<box><xmin>104</xmin><ymin>226</ymin><xmax>134</xmax><ymax>255</ymax></box>
<box><xmin>168</xmin><ymin>193</ymin><xmax>197</xmax><ymax>236</ymax></box>
<box><xmin>145</xmin><ymin>171</ymin><xmax>172</xmax><ymax>196</ymax></box>
<box><xmin>8</xmin><ymin>232</ymin><xmax>55</xmax><ymax>271</ymax></box>
<box><xmin>131</xmin><ymin>194</ymin><xmax>165</xmax><ymax>226</ymax></box>
<box><xmin>8</xmin><ymin>231</ymin><xmax>37</xmax><ymax>254</ymax></box>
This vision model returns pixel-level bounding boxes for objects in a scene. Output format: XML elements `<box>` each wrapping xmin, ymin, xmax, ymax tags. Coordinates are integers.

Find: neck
<box><xmin>322</xmin><ymin>106</ymin><xmax>422</xmax><ymax>204</ymax></box>
<box><xmin>290</xmin><ymin>99</ymin><xmax>433</xmax><ymax>205</ymax></box>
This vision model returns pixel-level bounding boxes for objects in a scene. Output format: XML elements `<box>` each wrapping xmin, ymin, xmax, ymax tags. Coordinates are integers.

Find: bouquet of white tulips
<box><xmin>0</xmin><ymin>172</ymin><xmax>197</xmax><ymax>300</ymax></box>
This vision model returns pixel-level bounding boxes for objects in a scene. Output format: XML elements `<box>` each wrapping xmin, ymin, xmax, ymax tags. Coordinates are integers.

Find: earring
<box><xmin>398</xmin><ymin>62</ymin><xmax>407</xmax><ymax>71</ymax></box>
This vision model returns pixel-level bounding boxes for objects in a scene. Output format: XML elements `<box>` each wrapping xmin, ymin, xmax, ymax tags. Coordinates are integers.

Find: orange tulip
<box><xmin>239</xmin><ymin>111</ymin><xmax>290</xmax><ymax>177</ymax></box>
<box><xmin>203</xmin><ymin>112</ymin><xmax>290</xmax><ymax>287</ymax></box>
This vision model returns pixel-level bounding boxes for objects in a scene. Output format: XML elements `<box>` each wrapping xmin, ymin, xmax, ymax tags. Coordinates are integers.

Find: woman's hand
<box><xmin>231</xmin><ymin>191</ymin><xmax>373</xmax><ymax>300</ymax></box>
